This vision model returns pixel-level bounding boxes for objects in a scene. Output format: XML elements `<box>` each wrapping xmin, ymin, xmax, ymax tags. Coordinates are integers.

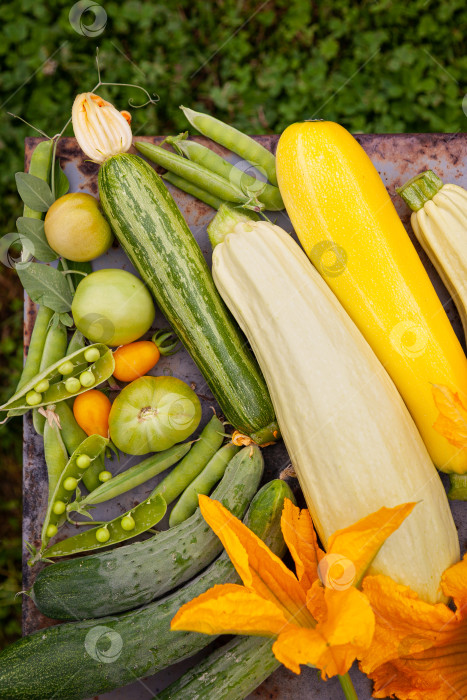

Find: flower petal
<box><xmin>327</xmin><ymin>502</ymin><xmax>417</xmax><ymax>586</ymax></box>
<box><xmin>198</xmin><ymin>495</ymin><xmax>312</xmax><ymax>627</ymax></box>
<box><xmin>441</xmin><ymin>554</ymin><xmax>467</xmax><ymax>615</ymax></box>
<box><xmin>272</xmin><ymin>626</ymin><xmax>327</xmax><ymax>675</ymax></box>
<box><xmin>273</xmin><ymin>587</ymin><xmax>374</xmax><ymax>678</ymax></box>
<box><xmin>432</xmin><ymin>384</ymin><xmax>467</xmax><ymax>449</ymax></box>
<box><xmin>281</xmin><ymin>498</ymin><xmax>323</xmax><ymax>591</ymax></box>
<box><xmin>171</xmin><ymin>583</ymin><xmax>290</xmax><ymax>637</ymax></box>
<box><xmin>360</xmin><ymin>574</ymin><xmax>455</xmax><ymax>675</ymax></box>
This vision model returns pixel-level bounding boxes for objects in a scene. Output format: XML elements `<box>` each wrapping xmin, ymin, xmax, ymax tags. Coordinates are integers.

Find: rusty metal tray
<box><xmin>22</xmin><ymin>133</ymin><xmax>467</xmax><ymax>700</ymax></box>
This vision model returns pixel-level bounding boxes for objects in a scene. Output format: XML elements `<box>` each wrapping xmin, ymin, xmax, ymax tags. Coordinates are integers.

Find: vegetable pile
<box><xmin>1</xmin><ymin>77</ymin><xmax>467</xmax><ymax>700</ymax></box>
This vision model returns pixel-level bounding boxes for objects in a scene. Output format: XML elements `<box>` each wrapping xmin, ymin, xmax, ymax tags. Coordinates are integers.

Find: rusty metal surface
<box><xmin>22</xmin><ymin>133</ymin><xmax>467</xmax><ymax>700</ymax></box>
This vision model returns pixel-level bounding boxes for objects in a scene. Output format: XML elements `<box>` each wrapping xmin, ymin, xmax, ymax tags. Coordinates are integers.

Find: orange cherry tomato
<box><xmin>73</xmin><ymin>389</ymin><xmax>112</xmax><ymax>438</ymax></box>
<box><xmin>112</xmin><ymin>340</ymin><xmax>160</xmax><ymax>382</ymax></box>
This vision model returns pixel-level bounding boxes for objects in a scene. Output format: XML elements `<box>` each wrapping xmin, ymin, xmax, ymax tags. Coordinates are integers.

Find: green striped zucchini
<box><xmin>98</xmin><ymin>154</ymin><xmax>279</xmax><ymax>444</ymax></box>
<box><xmin>0</xmin><ymin>480</ymin><xmax>292</xmax><ymax>700</ymax></box>
<box><xmin>32</xmin><ymin>446</ymin><xmax>264</xmax><ymax>620</ymax></box>
<box><xmin>155</xmin><ymin>636</ymin><xmax>279</xmax><ymax>700</ymax></box>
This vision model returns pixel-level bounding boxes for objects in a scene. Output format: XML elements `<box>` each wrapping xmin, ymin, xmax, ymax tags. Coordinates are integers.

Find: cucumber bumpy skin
<box><xmin>32</xmin><ymin>446</ymin><xmax>264</xmax><ymax>620</ymax></box>
<box><xmin>0</xmin><ymin>480</ymin><xmax>293</xmax><ymax>700</ymax></box>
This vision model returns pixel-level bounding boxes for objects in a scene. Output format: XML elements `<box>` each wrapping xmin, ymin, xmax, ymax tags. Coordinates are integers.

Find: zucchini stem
<box><xmin>207</xmin><ymin>202</ymin><xmax>260</xmax><ymax>248</ymax></box>
<box><xmin>396</xmin><ymin>170</ymin><xmax>444</xmax><ymax>211</ymax></box>
<box><xmin>448</xmin><ymin>473</ymin><xmax>467</xmax><ymax>501</ymax></box>
<box><xmin>338</xmin><ymin>673</ymin><xmax>359</xmax><ymax>700</ymax></box>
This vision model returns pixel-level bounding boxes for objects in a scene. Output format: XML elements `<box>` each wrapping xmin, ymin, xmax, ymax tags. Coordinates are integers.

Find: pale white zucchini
<box><xmin>210</xmin><ymin>211</ymin><xmax>459</xmax><ymax>604</ymax></box>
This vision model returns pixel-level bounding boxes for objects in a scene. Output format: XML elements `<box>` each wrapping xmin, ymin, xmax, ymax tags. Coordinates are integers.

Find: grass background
<box><xmin>0</xmin><ymin>0</ymin><xmax>466</xmax><ymax>648</ymax></box>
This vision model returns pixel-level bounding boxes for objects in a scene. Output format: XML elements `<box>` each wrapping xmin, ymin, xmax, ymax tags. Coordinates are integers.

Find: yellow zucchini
<box><xmin>208</xmin><ymin>206</ymin><xmax>459</xmax><ymax>604</ymax></box>
<box><xmin>276</xmin><ymin>122</ymin><xmax>467</xmax><ymax>476</ymax></box>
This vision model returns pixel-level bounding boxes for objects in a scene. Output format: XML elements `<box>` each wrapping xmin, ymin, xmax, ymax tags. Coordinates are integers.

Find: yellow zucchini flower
<box><xmin>171</xmin><ymin>495</ymin><xmax>415</xmax><ymax>679</ymax></box>
<box><xmin>72</xmin><ymin>92</ymin><xmax>132</xmax><ymax>163</ymax></box>
<box><xmin>360</xmin><ymin>556</ymin><xmax>467</xmax><ymax>699</ymax></box>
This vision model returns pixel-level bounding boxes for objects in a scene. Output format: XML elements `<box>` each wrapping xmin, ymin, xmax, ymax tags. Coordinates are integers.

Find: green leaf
<box><xmin>16</xmin><ymin>262</ymin><xmax>73</xmax><ymax>313</ymax></box>
<box><xmin>54</xmin><ymin>160</ymin><xmax>70</xmax><ymax>199</ymax></box>
<box><xmin>16</xmin><ymin>217</ymin><xmax>57</xmax><ymax>263</ymax></box>
<box><xmin>15</xmin><ymin>172</ymin><xmax>54</xmax><ymax>213</ymax></box>
<box><xmin>59</xmin><ymin>312</ymin><xmax>74</xmax><ymax>328</ymax></box>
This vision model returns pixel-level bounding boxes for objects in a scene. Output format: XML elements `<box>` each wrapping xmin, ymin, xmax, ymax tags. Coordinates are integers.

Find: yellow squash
<box><xmin>276</xmin><ymin>122</ymin><xmax>467</xmax><ymax>475</ymax></box>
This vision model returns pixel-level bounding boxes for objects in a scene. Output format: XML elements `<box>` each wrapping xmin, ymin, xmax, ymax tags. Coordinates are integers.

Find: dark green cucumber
<box><xmin>32</xmin><ymin>446</ymin><xmax>263</xmax><ymax>620</ymax></box>
<box><xmin>0</xmin><ymin>480</ymin><xmax>293</xmax><ymax>700</ymax></box>
<box><xmin>156</xmin><ymin>636</ymin><xmax>279</xmax><ymax>700</ymax></box>
<box><xmin>98</xmin><ymin>154</ymin><xmax>279</xmax><ymax>445</ymax></box>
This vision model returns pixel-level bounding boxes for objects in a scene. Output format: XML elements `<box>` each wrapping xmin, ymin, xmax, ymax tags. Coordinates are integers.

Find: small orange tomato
<box><xmin>112</xmin><ymin>340</ymin><xmax>160</xmax><ymax>382</ymax></box>
<box><xmin>73</xmin><ymin>389</ymin><xmax>112</xmax><ymax>438</ymax></box>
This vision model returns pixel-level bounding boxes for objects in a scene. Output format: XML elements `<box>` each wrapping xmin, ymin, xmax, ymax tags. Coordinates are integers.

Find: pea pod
<box><xmin>179</xmin><ymin>106</ymin><xmax>279</xmax><ymax>186</ymax></box>
<box><xmin>169</xmin><ymin>442</ymin><xmax>240</xmax><ymax>526</ymax></box>
<box><xmin>31</xmin><ymin>434</ymin><xmax>109</xmax><ymax>561</ymax></box>
<box><xmin>162</xmin><ymin>171</ymin><xmax>224</xmax><ymax>210</ymax></box>
<box><xmin>43</xmin><ymin>420</ymin><xmax>68</xmax><ymax>502</ymax></box>
<box><xmin>16</xmin><ymin>306</ymin><xmax>54</xmax><ymax>392</ymax></box>
<box><xmin>23</xmin><ymin>139</ymin><xmax>54</xmax><ymax>220</ymax></box>
<box><xmin>68</xmin><ymin>442</ymin><xmax>191</xmax><ymax>512</ymax></box>
<box><xmin>166</xmin><ymin>134</ymin><xmax>284</xmax><ymax>210</ymax></box>
<box><xmin>41</xmin><ymin>491</ymin><xmax>166</xmax><ymax>559</ymax></box>
<box><xmin>32</xmin><ymin>319</ymin><xmax>68</xmax><ymax>435</ymax></box>
<box><xmin>1</xmin><ymin>343</ymin><xmax>114</xmax><ymax>416</ymax></box>
<box><xmin>153</xmin><ymin>415</ymin><xmax>224</xmax><ymax>505</ymax></box>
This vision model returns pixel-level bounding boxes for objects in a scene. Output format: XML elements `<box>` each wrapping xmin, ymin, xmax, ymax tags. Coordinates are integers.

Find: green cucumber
<box><xmin>156</xmin><ymin>636</ymin><xmax>279</xmax><ymax>700</ymax></box>
<box><xmin>0</xmin><ymin>480</ymin><xmax>293</xmax><ymax>700</ymax></box>
<box><xmin>98</xmin><ymin>154</ymin><xmax>279</xmax><ymax>445</ymax></box>
<box><xmin>32</xmin><ymin>446</ymin><xmax>263</xmax><ymax>620</ymax></box>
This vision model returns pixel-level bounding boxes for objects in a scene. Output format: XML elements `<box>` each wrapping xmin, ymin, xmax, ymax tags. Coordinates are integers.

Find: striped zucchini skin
<box><xmin>98</xmin><ymin>154</ymin><xmax>278</xmax><ymax>443</ymax></box>
<box><xmin>0</xmin><ymin>480</ymin><xmax>292</xmax><ymax>700</ymax></box>
<box><xmin>31</xmin><ymin>446</ymin><xmax>263</xmax><ymax>620</ymax></box>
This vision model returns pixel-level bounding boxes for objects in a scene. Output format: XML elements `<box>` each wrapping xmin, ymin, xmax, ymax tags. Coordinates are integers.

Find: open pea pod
<box><xmin>1</xmin><ymin>343</ymin><xmax>114</xmax><ymax>416</ymax></box>
<box><xmin>41</xmin><ymin>492</ymin><xmax>167</xmax><ymax>559</ymax></box>
<box><xmin>31</xmin><ymin>434</ymin><xmax>109</xmax><ymax>563</ymax></box>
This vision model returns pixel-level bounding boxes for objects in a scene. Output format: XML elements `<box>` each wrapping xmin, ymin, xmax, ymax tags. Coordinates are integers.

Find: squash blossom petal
<box><xmin>171</xmin><ymin>495</ymin><xmax>416</xmax><ymax>679</ymax></box>
<box><xmin>72</xmin><ymin>92</ymin><xmax>132</xmax><ymax>163</ymax></box>
<box><xmin>360</xmin><ymin>555</ymin><xmax>467</xmax><ymax>700</ymax></box>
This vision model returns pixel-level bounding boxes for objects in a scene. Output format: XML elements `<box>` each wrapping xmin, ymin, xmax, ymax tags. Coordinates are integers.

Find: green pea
<box><xmin>33</xmin><ymin>379</ymin><xmax>50</xmax><ymax>393</ymax></box>
<box><xmin>65</xmin><ymin>377</ymin><xmax>81</xmax><ymax>393</ymax></box>
<box><xmin>84</xmin><ymin>347</ymin><xmax>100</xmax><ymax>363</ymax></box>
<box><xmin>52</xmin><ymin>500</ymin><xmax>66</xmax><ymax>515</ymax></box>
<box><xmin>79</xmin><ymin>370</ymin><xmax>95</xmax><ymax>388</ymax></box>
<box><xmin>96</xmin><ymin>527</ymin><xmax>110</xmax><ymax>543</ymax></box>
<box><xmin>58</xmin><ymin>360</ymin><xmax>74</xmax><ymax>375</ymax></box>
<box><xmin>26</xmin><ymin>390</ymin><xmax>42</xmax><ymax>406</ymax></box>
<box><xmin>120</xmin><ymin>515</ymin><xmax>136</xmax><ymax>531</ymax></box>
<box><xmin>63</xmin><ymin>476</ymin><xmax>78</xmax><ymax>491</ymax></box>
<box><xmin>98</xmin><ymin>470</ymin><xmax>112</xmax><ymax>483</ymax></box>
<box><xmin>76</xmin><ymin>454</ymin><xmax>91</xmax><ymax>469</ymax></box>
<box><xmin>46</xmin><ymin>524</ymin><xmax>58</xmax><ymax>538</ymax></box>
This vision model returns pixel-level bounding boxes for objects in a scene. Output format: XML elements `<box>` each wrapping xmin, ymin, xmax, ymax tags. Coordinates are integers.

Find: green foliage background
<box><xmin>0</xmin><ymin>0</ymin><xmax>466</xmax><ymax>647</ymax></box>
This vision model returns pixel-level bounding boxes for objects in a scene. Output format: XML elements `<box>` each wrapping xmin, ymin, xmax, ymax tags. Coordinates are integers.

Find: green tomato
<box><xmin>44</xmin><ymin>193</ymin><xmax>113</xmax><ymax>262</ymax></box>
<box><xmin>71</xmin><ymin>269</ymin><xmax>155</xmax><ymax>346</ymax></box>
<box><xmin>109</xmin><ymin>375</ymin><xmax>201</xmax><ymax>456</ymax></box>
